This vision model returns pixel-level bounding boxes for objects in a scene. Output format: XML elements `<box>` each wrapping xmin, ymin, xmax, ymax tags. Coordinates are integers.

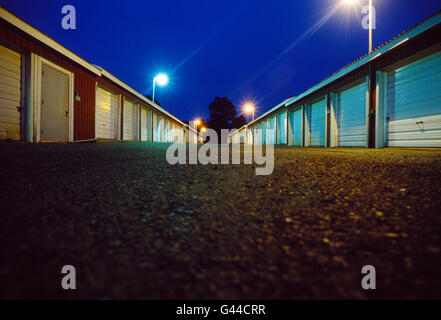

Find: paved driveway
<box><xmin>0</xmin><ymin>143</ymin><xmax>440</xmax><ymax>299</ymax></box>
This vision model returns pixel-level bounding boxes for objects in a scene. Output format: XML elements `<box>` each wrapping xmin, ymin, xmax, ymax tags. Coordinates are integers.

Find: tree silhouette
<box><xmin>208</xmin><ymin>97</ymin><xmax>238</xmax><ymax>142</ymax></box>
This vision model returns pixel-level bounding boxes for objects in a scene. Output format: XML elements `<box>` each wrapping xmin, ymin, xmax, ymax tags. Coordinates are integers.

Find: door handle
<box><xmin>65</xmin><ymin>111</ymin><xmax>69</xmax><ymax>117</ymax></box>
<box><xmin>416</xmin><ymin>121</ymin><xmax>423</xmax><ymax>125</ymax></box>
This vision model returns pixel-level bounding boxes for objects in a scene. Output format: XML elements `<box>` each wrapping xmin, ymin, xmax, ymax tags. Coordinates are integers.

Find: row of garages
<box><xmin>0</xmin><ymin>7</ymin><xmax>194</xmax><ymax>143</ymax></box>
<box><xmin>231</xmin><ymin>11</ymin><xmax>441</xmax><ymax>148</ymax></box>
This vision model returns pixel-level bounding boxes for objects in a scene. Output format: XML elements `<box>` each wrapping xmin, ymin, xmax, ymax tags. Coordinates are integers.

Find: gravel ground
<box><xmin>0</xmin><ymin>142</ymin><xmax>440</xmax><ymax>300</ymax></box>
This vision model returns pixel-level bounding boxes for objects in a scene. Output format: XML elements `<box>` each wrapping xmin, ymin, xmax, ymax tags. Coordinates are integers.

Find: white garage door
<box><xmin>386</xmin><ymin>50</ymin><xmax>441</xmax><ymax>147</ymax></box>
<box><xmin>140</xmin><ymin>108</ymin><xmax>150</xmax><ymax>141</ymax></box>
<box><xmin>310</xmin><ymin>98</ymin><xmax>326</xmax><ymax>146</ymax></box>
<box><xmin>0</xmin><ymin>45</ymin><xmax>21</xmax><ymax>141</ymax></box>
<box><xmin>337</xmin><ymin>81</ymin><xmax>367</xmax><ymax>147</ymax></box>
<box><xmin>96</xmin><ymin>87</ymin><xmax>119</xmax><ymax>139</ymax></box>
<box><xmin>123</xmin><ymin>100</ymin><xmax>138</xmax><ymax>140</ymax></box>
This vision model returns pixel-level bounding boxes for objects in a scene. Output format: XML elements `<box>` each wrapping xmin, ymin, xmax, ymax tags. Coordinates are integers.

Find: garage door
<box><xmin>290</xmin><ymin>107</ymin><xmax>302</xmax><ymax>146</ymax></box>
<box><xmin>156</xmin><ymin>115</ymin><xmax>162</xmax><ymax>142</ymax></box>
<box><xmin>277</xmin><ymin>111</ymin><xmax>287</xmax><ymax>144</ymax></box>
<box><xmin>123</xmin><ymin>100</ymin><xmax>138</xmax><ymax>140</ymax></box>
<box><xmin>163</xmin><ymin>119</ymin><xmax>168</xmax><ymax>142</ymax></box>
<box><xmin>0</xmin><ymin>45</ymin><xmax>21</xmax><ymax>141</ymax></box>
<box><xmin>268</xmin><ymin>116</ymin><xmax>276</xmax><ymax>144</ymax></box>
<box><xmin>386</xmin><ymin>50</ymin><xmax>441</xmax><ymax>147</ymax></box>
<box><xmin>337</xmin><ymin>81</ymin><xmax>367</xmax><ymax>147</ymax></box>
<box><xmin>310</xmin><ymin>99</ymin><xmax>326</xmax><ymax>146</ymax></box>
<box><xmin>96</xmin><ymin>87</ymin><xmax>118</xmax><ymax>139</ymax></box>
<box><xmin>141</xmin><ymin>108</ymin><xmax>150</xmax><ymax>141</ymax></box>
<box><xmin>262</xmin><ymin>121</ymin><xmax>267</xmax><ymax>144</ymax></box>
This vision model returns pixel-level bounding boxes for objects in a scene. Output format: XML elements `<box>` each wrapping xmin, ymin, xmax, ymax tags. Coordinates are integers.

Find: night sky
<box><xmin>1</xmin><ymin>0</ymin><xmax>440</xmax><ymax>122</ymax></box>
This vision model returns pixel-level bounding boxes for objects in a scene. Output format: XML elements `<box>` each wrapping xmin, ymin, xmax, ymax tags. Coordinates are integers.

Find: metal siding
<box><xmin>123</xmin><ymin>100</ymin><xmax>137</xmax><ymax>140</ymax></box>
<box><xmin>0</xmin><ymin>44</ymin><xmax>21</xmax><ymax>140</ymax></box>
<box><xmin>290</xmin><ymin>108</ymin><xmax>303</xmax><ymax>146</ymax></box>
<box><xmin>337</xmin><ymin>82</ymin><xmax>367</xmax><ymax>146</ymax></box>
<box><xmin>386</xmin><ymin>50</ymin><xmax>441</xmax><ymax>147</ymax></box>
<box><xmin>140</xmin><ymin>108</ymin><xmax>149</xmax><ymax>141</ymax></box>
<box><xmin>277</xmin><ymin>111</ymin><xmax>287</xmax><ymax>144</ymax></box>
<box><xmin>268</xmin><ymin>116</ymin><xmax>276</xmax><ymax>144</ymax></box>
<box><xmin>310</xmin><ymin>99</ymin><xmax>326</xmax><ymax>146</ymax></box>
<box><xmin>95</xmin><ymin>87</ymin><xmax>118</xmax><ymax>139</ymax></box>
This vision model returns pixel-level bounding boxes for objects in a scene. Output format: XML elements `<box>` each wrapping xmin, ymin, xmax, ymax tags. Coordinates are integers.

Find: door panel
<box><xmin>386</xmin><ymin>51</ymin><xmax>441</xmax><ymax>147</ymax></box>
<box><xmin>96</xmin><ymin>87</ymin><xmax>118</xmax><ymax>139</ymax></box>
<box><xmin>41</xmin><ymin>63</ymin><xmax>69</xmax><ymax>142</ymax></box>
<box><xmin>123</xmin><ymin>100</ymin><xmax>138</xmax><ymax>140</ymax></box>
<box><xmin>290</xmin><ymin>108</ymin><xmax>302</xmax><ymax>146</ymax></box>
<box><xmin>337</xmin><ymin>82</ymin><xmax>367</xmax><ymax>147</ymax></box>
<box><xmin>310</xmin><ymin>99</ymin><xmax>326</xmax><ymax>146</ymax></box>
<box><xmin>0</xmin><ymin>45</ymin><xmax>21</xmax><ymax>140</ymax></box>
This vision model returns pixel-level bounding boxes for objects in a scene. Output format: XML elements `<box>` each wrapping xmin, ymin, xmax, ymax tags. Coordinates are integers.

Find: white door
<box><xmin>123</xmin><ymin>100</ymin><xmax>138</xmax><ymax>140</ymax></box>
<box><xmin>96</xmin><ymin>87</ymin><xmax>119</xmax><ymax>139</ymax></box>
<box><xmin>40</xmin><ymin>62</ymin><xmax>69</xmax><ymax>142</ymax></box>
<box><xmin>0</xmin><ymin>45</ymin><xmax>21</xmax><ymax>140</ymax></box>
<box><xmin>309</xmin><ymin>99</ymin><xmax>326</xmax><ymax>146</ymax></box>
<box><xmin>337</xmin><ymin>81</ymin><xmax>367</xmax><ymax>147</ymax></box>
<box><xmin>386</xmin><ymin>50</ymin><xmax>441</xmax><ymax>147</ymax></box>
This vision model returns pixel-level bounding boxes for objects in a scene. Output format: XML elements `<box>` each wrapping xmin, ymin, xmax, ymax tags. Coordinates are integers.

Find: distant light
<box><xmin>243</xmin><ymin>104</ymin><xmax>255</xmax><ymax>113</ymax></box>
<box><xmin>154</xmin><ymin>73</ymin><xmax>169</xmax><ymax>86</ymax></box>
<box><xmin>201</xmin><ymin>127</ymin><xmax>207</xmax><ymax>132</ymax></box>
<box><xmin>195</xmin><ymin>119</ymin><xmax>201</xmax><ymax>126</ymax></box>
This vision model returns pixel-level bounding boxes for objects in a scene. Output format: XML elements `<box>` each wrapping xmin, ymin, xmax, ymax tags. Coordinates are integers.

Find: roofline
<box><xmin>0</xmin><ymin>5</ymin><xmax>185</xmax><ymax>127</ymax></box>
<box><xmin>100</xmin><ymin>69</ymin><xmax>185</xmax><ymax>126</ymax></box>
<box><xmin>286</xmin><ymin>10</ymin><xmax>441</xmax><ymax>108</ymax></box>
<box><xmin>0</xmin><ymin>6</ymin><xmax>101</xmax><ymax>76</ymax></box>
<box><xmin>230</xmin><ymin>10</ymin><xmax>441</xmax><ymax>138</ymax></box>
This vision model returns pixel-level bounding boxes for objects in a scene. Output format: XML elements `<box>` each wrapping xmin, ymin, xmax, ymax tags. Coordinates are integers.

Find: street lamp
<box><xmin>243</xmin><ymin>103</ymin><xmax>255</xmax><ymax>121</ymax></box>
<box><xmin>342</xmin><ymin>0</ymin><xmax>373</xmax><ymax>53</ymax></box>
<box><xmin>201</xmin><ymin>127</ymin><xmax>207</xmax><ymax>133</ymax></box>
<box><xmin>152</xmin><ymin>73</ymin><xmax>169</xmax><ymax>104</ymax></box>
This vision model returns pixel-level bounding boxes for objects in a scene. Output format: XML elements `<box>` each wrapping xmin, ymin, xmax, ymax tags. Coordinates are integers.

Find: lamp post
<box><xmin>368</xmin><ymin>0</ymin><xmax>373</xmax><ymax>53</ymax></box>
<box><xmin>152</xmin><ymin>73</ymin><xmax>169</xmax><ymax>104</ymax></box>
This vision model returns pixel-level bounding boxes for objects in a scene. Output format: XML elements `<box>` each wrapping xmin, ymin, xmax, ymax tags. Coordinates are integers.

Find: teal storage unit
<box><xmin>290</xmin><ymin>107</ymin><xmax>303</xmax><ymax>146</ymax></box>
<box><xmin>309</xmin><ymin>99</ymin><xmax>326</xmax><ymax>146</ymax></box>
<box><xmin>336</xmin><ymin>81</ymin><xmax>367</xmax><ymax>147</ymax></box>
<box><xmin>268</xmin><ymin>116</ymin><xmax>276</xmax><ymax>144</ymax></box>
<box><xmin>386</xmin><ymin>50</ymin><xmax>441</xmax><ymax>147</ymax></box>
<box><xmin>277</xmin><ymin>111</ymin><xmax>287</xmax><ymax>144</ymax></box>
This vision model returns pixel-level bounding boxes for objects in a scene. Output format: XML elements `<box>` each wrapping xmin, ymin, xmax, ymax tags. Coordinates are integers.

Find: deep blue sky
<box><xmin>1</xmin><ymin>0</ymin><xmax>440</xmax><ymax>121</ymax></box>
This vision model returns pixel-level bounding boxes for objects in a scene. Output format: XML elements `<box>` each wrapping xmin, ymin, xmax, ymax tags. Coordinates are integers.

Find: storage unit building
<box><xmin>0</xmin><ymin>7</ymin><xmax>185</xmax><ymax>143</ymax></box>
<box><xmin>230</xmin><ymin>11</ymin><xmax>441</xmax><ymax>149</ymax></box>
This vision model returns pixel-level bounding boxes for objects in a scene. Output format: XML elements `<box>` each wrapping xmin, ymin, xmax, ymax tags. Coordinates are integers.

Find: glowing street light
<box><xmin>201</xmin><ymin>127</ymin><xmax>207</xmax><ymax>133</ymax></box>
<box><xmin>243</xmin><ymin>103</ymin><xmax>255</xmax><ymax>121</ymax></box>
<box><xmin>342</xmin><ymin>0</ymin><xmax>374</xmax><ymax>53</ymax></box>
<box><xmin>194</xmin><ymin>119</ymin><xmax>201</xmax><ymax>126</ymax></box>
<box><xmin>152</xmin><ymin>73</ymin><xmax>169</xmax><ymax>104</ymax></box>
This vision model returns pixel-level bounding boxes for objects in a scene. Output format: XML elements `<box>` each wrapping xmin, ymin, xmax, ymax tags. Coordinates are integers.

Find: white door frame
<box><xmin>32</xmin><ymin>54</ymin><xmax>74</xmax><ymax>142</ymax></box>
